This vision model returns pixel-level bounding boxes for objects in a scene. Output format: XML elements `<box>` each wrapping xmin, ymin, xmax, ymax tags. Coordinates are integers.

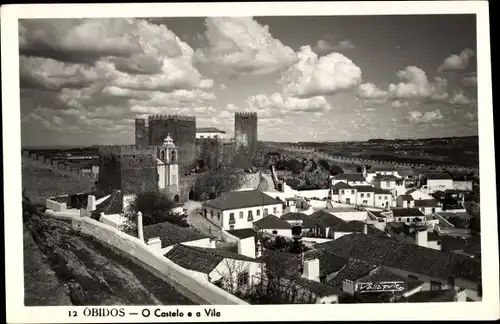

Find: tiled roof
<box><xmin>304</xmin><ymin>249</ymin><xmax>349</xmax><ymax>277</ymax></box>
<box><xmin>398</xmin><ymin>195</ymin><xmax>414</xmax><ymax>201</ymax></box>
<box><xmin>303</xmin><ymin>210</ymin><xmax>358</xmax><ymax>232</ymax></box>
<box><xmin>203</xmin><ymin>190</ymin><xmax>282</xmax><ymax>211</ymax></box>
<box><xmin>253</xmin><ymin>215</ymin><xmax>293</xmax><ymax>230</ymax></box>
<box><xmin>226</xmin><ymin>228</ymin><xmax>259</xmax><ymax>239</ymax></box>
<box><xmin>374</xmin><ymin>188</ymin><xmax>392</xmax><ymax>195</ymax></box>
<box><xmin>327</xmin><ymin>258</ymin><xmax>379</xmax><ymax>288</ymax></box>
<box><xmin>371</xmin><ymin>165</ymin><xmax>397</xmax><ymax>172</ymax></box>
<box><xmin>165</xmin><ymin>244</ymin><xmax>262</xmax><ymax>274</ymax></box>
<box><xmin>316</xmin><ymin>233</ymin><xmax>481</xmax><ymax>284</ymax></box>
<box><xmin>349</xmin><ymin>221</ymin><xmax>388</xmax><ymax>237</ymax></box>
<box><xmin>373</xmin><ymin>174</ymin><xmax>400</xmax><ymax>181</ymax></box>
<box><xmin>391</xmin><ymin>208</ymin><xmax>425</xmax><ymax>217</ymax></box>
<box><xmin>324</xmin><ymin>207</ymin><xmax>358</xmax><ymax>213</ymax></box>
<box><xmin>426</xmin><ymin>173</ymin><xmax>452</xmax><ymax>180</ymax></box>
<box><xmin>333</xmin><ymin>174</ymin><xmax>366</xmax><ymax>182</ymax></box>
<box><xmin>294</xmin><ymin>277</ymin><xmax>342</xmax><ymax>297</ymax></box>
<box><xmin>403</xmin><ymin>289</ymin><xmax>456</xmax><ymax>302</ymax></box>
<box><xmin>281</xmin><ymin>212</ymin><xmax>308</xmax><ymax>221</ymax></box>
<box><xmin>352</xmin><ymin>185</ymin><xmax>375</xmax><ymax>193</ymax></box>
<box><xmin>196</xmin><ymin>127</ymin><xmax>225</xmax><ymax>133</ymax></box>
<box><xmin>143</xmin><ymin>221</ymin><xmax>211</xmax><ymax>248</ymax></box>
<box><xmin>333</xmin><ymin>182</ymin><xmax>354</xmax><ymax>189</ymax></box>
<box><xmin>413</xmin><ymin>199</ymin><xmax>440</xmax><ymax>207</ymax></box>
<box><xmin>260</xmin><ymin>249</ymin><xmax>302</xmax><ymax>278</ymax></box>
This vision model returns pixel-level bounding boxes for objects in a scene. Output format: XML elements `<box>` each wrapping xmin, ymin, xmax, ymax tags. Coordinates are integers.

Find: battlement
<box><xmin>235</xmin><ymin>112</ymin><xmax>257</xmax><ymax>118</ymax></box>
<box><xmin>147</xmin><ymin>114</ymin><xmax>196</xmax><ymax>122</ymax></box>
<box><xmin>98</xmin><ymin>145</ymin><xmax>158</xmax><ymax>157</ymax></box>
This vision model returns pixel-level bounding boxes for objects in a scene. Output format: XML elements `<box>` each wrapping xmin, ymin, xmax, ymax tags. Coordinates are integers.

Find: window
<box><xmin>210</xmin><ymin>210</ymin><xmax>214</xmax><ymax>218</ymax></box>
<box><xmin>204</xmin><ymin>209</ymin><xmax>207</xmax><ymax>217</ymax></box>
<box><xmin>340</xmin><ymin>190</ymin><xmax>345</xmax><ymax>195</ymax></box>
<box><xmin>407</xmin><ymin>218</ymin><xmax>410</xmax><ymax>222</ymax></box>
<box><xmin>273</xmin><ymin>207</ymin><xmax>277</xmax><ymax>214</ymax></box>
<box><xmin>217</xmin><ymin>212</ymin><xmax>221</xmax><ymax>220</ymax></box>
<box><xmin>238</xmin><ymin>272</ymin><xmax>249</xmax><ymax>287</ymax></box>
<box><xmin>248</xmin><ymin>210</ymin><xmax>254</xmax><ymax>221</ymax></box>
<box><xmin>378</xmin><ymin>196</ymin><xmax>382</xmax><ymax>200</ymax></box>
<box><xmin>360</xmin><ymin>193</ymin><xmax>364</xmax><ymax>198</ymax></box>
<box><xmin>229</xmin><ymin>213</ymin><xmax>235</xmax><ymax>225</ymax></box>
<box><xmin>264</xmin><ymin>208</ymin><xmax>268</xmax><ymax>216</ymax></box>
<box><xmin>230</xmin><ymin>212</ymin><xmax>234</xmax><ymax>219</ymax></box>
<box><xmin>384</xmin><ymin>196</ymin><xmax>388</xmax><ymax>200</ymax></box>
<box><xmin>351</xmin><ymin>190</ymin><xmax>355</xmax><ymax>194</ymax></box>
<box><xmin>257</xmin><ymin>209</ymin><xmax>261</xmax><ymax>216</ymax></box>
<box><xmin>367</xmin><ymin>193</ymin><xmax>370</xmax><ymax>198</ymax></box>
<box><xmin>385</xmin><ymin>181</ymin><xmax>390</xmax><ymax>187</ymax></box>
<box><xmin>239</xmin><ymin>211</ymin><xmax>244</xmax><ymax>219</ymax></box>
<box><xmin>363</xmin><ymin>200</ymin><xmax>368</xmax><ymax>205</ymax></box>
<box><xmin>272</xmin><ymin>230</ymin><xmax>278</xmax><ymax>234</ymax></box>
<box><xmin>430</xmin><ymin>281</ymin><xmax>442</xmax><ymax>291</ymax></box>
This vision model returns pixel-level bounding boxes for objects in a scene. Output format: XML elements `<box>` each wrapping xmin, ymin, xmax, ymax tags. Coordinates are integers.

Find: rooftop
<box><xmin>327</xmin><ymin>258</ymin><xmax>379</xmax><ymax>288</ymax></box>
<box><xmin>316</xmin><ymin>233</ymin><xmax>481</xmax><ymax>284</ymax></box>
<box><xmin>391</xmin><ymin>208</ymin><xmax>425</xmax><ymax>217</ymax></box>
<box><xmin>373</xmin><ymin>174</ymin><xmax>400</xmax><ymax>181</ymax></box>
<box><xmin>398</xmin><ymin>194</ymin><xmax>414</xmax><ymax>201</ymax></box>
<box><xmin>294</xmin><ymin>277</ymin><xmax>343</xmax><ymax>297</ymax></box>
<box><xmin>324</xmin><ymin>207</ymin><xmax>358</xmax><ymax>213</ymax></box>
<box><xmin>304</xmin><ymin>249</ymin><xmax>349</xmax><ymax>277</ymax></box>
<box><xmin>165</xmin><ymin>244</ymin><xmax>262</xmax><ymax>274</ymax></box>
<box><xmin>196</xmin><ymin>127</ymin><xmax>226</xmax><ymax>133</ymax></box>
<box><xmin>253</xmin><ymin>215</ymin><xmax>293</xmax><ymax>230</ymax></box>
<box><xmin>226</xmin><ymin>228</ymin><xmax>259</xmax><ymax>240</ymax></box>
<box><xmin>303</xmin><ymin>210</ymin><xmax>358</xmax><ymax>232</ymax></box>
<box><xmin>374</xmin><ymin>188</ymin><xmax>392</xmax><ymax>195</ymax></box>
<box><xmin>143</xmin><ymin>221</ymin><xmax>211</xmax><ymax>249</ymax></box>
<box><xmin>281</xmin><ymin>212</ymin><xmax>308</xmax><ymax>221</ymax></box>
<box><xmin>413</xmin><ymin>199</ymin><xmax>440</xmax><ymax>208</ymax></box>
<box><xmin>352</xmin><ymin>185</ymin><xmax>375</xmax><ymax>193</ymax></box>
<box><xmin>203</xmin><ymin>190</ymin><xmax>282</xmax><ymax>211</ymax></box>
<box><xmin>371</xmin><ymin>165</ymin><xmax>397</xmax><ymax>172</ymax></box>
<box><xmin>426</xmin><ymin>173</ymin><xmax>453</xmax><ymax>180</ymax></box>
<box><xmin>333</xmin><ymin>182</ymin><xmax>354</xmax><ymax>190</ymax></box>
<box><xmin>333</xmin><ymin>173</ymin><xmax>366</xmax><ymax>182</ymax></box>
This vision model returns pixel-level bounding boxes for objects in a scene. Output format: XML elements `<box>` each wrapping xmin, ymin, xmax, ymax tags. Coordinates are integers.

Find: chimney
<box><xmin>415</xmin><ymin>227</ymin><xmax>428</xmax><ymax>248</ymax></box>
<box><xmin>137</xmin><ymin>211</ymin><xmax>144</xmax><ymax>241</ymax></box>
<box><xmin>363</xmin><ymin>223</ymin><xmax>368</xmax><ymax>235</ymax></box>
<box><xmin>289</xmin><ymin>204</ymin><xmax>297</xmax><ymax>213</ymax></box>
<box><xmin>86</xmin><ymin>195</ymin><xmax>96</xmax><ymax>211</ymax></box>
<box><xmin>302</xmin><ymin>258</ymin><xmax>320</xmax><ymax>282</ymax></box>
<box><xmin>147</xmin><ymin>237</ymin><xmax>162</xmax><ymax>252</ymax></box>
<box><xmin>255</xmin><ymin>239</ymin><xmax>262</xmax><ymax>258</ymax></box>
<box><xmin>237</xmin><ymin>236</ymin><xmax>256</xmax><ymax>258</ymax></box>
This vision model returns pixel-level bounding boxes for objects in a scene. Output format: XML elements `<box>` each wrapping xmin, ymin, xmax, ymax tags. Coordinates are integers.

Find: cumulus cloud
<box><xmin>246</xmin><ymin>92</ymin><xmax>332</xmax><ymax>118</ymax></box>
<box><xmin>438</xmin><ymin>48</ymin><xmax>475</xmax><ymax>72</ymax></box>
<box><xmin>448</xmin><ymin>89</ymin><xmax>475</xmax><ymax>105</ymax></box>
<box><xmin>356</xmin><ymin>82</ymin><xmax>388</xmax><ymax>101</ymax></box>
<box><xmin>392</xmin><ymin>100</ymin><xmax>409</xmax><ymax>108</ymax></box>
<box><xmin>313</xmin><ymin>39</ymin><xmax>356</xmax><ymax>53</ymax></box>
<box><xmin>280</xmin><ymin>45</ymin><xmax>362</xmax><ymax>98</ymax></box>
<box><xmin>20</xmin><ymin>18</ymin><xmax>216</xmax><ymax>134</ymax></box>
<box><xmin>194</xmin><ymin>17</ymin><xmax>297</xmax><ymax>76</ymax></box>
<box><xmin>388</xmin><ymin>66</ymin><xmax>449</xmax><ymax>102</ymax></box>
<box><xmin>407</xmin><ymin>109</ymin><xmax>444</xmax><ymax>123</ymax></box>
<box><xmin>219</xmin><ymin>83</ymin><xmax>227</xmax><ymax>90</ymax></box>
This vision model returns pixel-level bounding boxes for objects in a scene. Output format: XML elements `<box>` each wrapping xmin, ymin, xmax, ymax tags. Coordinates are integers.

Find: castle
<box><xmin>98</xmin><ymin>112</ymin><xmax>259</xmax><ymax>207</ymax></box>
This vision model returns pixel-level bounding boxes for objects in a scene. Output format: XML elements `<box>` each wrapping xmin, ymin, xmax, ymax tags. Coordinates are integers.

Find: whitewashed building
<box><xmin>196</xmin><ymin>127</ymin><xmax>227</xmax><ymax>139</ymax></box>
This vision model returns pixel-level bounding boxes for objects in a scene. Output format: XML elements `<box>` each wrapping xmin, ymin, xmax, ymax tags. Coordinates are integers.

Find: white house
<box><xmin>396</xmin><ymin>194</ymin><xmax>415</xmax><ymax>208</ymax></box>
<box><xmin>165</xmin><ymin>236</ymin><xmax>263</xmax><ymax>293</ymax></box>
<box><xmin>196</xmin><ymin>127</ymin><xmax>227</xmax><ymax>139</ymax></box>
<box><xmin>391</xmin><ymin>208</ymin><xmax>427</xmax><ymax>224</ymax></box>
<box><xmin>374</xmin><ymin>188</ymin><xmax>393</xmax><ymax>208</ymax></box>
<box><xmin>453</xmin><ymin>180</ymin><xmax>473</xmax><ymax>192</ymax></box>
<box><xmin>252</xmin><ymin>214</ymin><xmax>293</xmax><ymax>237</ymax></box>
<box><xmin>363</xmin><ymin>165</ymin><xmax>402</xmax><ymax>183</ymax></box>
<box><xmin>413</xmin><ymin>199</ymin><xmax>442</xmax><ymax>215</ymax></box>
<box><xmin>423</xmin><ymin>173</ymin><xmax>454</xmax><ymax>193</ymax></box>
<box><xmin>405</xmin><ymin>188</ymin><xmax>435</xmax><ymax>201</ymax></box>
<box><xmin>323</xmin><ymin>207</ymin><xmax>368</xmax><ymax>222</ymax></box>
<box><xmin>352</xmin><ymin>186</ymin><xmax>375</xmax><ymax>207</ymax></box>
<box><xmin>372</xmin><ymin>174</ymin><xmax>405</xmax><ymax>196</ymax></box>
<box><xmin>330</xmin><ymin>173</ymin><xmax>368</xmax><ymax>186</ymax></box>
<box><xmin>331</xmin><ymin>182</ymin><xmax>357</xmax><ymax>205</ymax></box>
<box><xmin>202</xmin><ymin>190</ymin><xmax>283</xmax><ymax>230</ymax></box>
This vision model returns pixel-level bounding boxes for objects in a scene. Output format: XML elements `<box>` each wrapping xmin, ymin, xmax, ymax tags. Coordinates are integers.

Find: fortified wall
<box><xmin>234</xmin><ymin>112</ymin><xmax>258</xmax><ymax>169</ymax></box>
<box><xmin>98</xmin><ymin>146</ymin><xmax>158</xmax><ymax>204</ymax></box>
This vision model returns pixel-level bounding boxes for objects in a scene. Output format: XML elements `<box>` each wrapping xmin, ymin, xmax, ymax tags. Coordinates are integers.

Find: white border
<box><xmin>2</xmin><ymin>1</ymin><xmax>498</xmax><ymax>322</ymax></box>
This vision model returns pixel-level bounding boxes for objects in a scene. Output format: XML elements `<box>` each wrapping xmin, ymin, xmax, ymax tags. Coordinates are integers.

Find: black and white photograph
<box><xmin>3</xmin><ymin>1</ymin><xmax>498</xmax><ymax>322</ymax></box>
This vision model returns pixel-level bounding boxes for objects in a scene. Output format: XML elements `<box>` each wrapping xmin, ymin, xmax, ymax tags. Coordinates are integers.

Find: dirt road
<box><xmin>24</xmin><ymin>215</ymin><xmax>195</xmax><ymax>306</ymax></box>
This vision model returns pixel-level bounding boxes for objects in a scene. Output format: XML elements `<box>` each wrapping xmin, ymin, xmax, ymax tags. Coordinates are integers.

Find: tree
<box><xmin>286</xmin><ymin>159</ymin><xmax>304</xmax><ymax>174</ymax></box>
<box><xmin>123</xmin><ymin>191</ymin><xmax>188</xmax><ymax>231</ymax></box>
<box><xmin>318</xmin><ymin>159</ymin><xmax>331</xmax><ymax>171</ymax></box>
<box><xmin>193</xmin><ymin>167</ymin><xmax>241</xmax><ymax>200</ymax></box>
<box><xmin>214</xmin><ymin>259</ymin><xmax>251</xmax><ymax>296</ymax></box>
<box><xmin>329</xmin><ymin>164</ymin><xmax>344</xmax><ymax>176</ymax></box>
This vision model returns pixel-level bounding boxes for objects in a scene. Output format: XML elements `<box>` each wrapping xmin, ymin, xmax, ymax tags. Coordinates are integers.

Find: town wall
<box><xmin>135</xmin><ymin>118</ymin><xmax>148</xmax><ymax>148</ymax></box>
<box><xmin>234</xmin><ymin>112</ymin><xmax>258</xmax><ymax>169</ymax></box>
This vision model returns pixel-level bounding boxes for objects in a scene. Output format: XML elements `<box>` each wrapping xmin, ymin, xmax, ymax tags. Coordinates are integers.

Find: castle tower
<box><xmin>158</xmin><ymin>135</ymin><xmax>179</xmax><ymax>193</ymax></box>
<box><xmin>234</xmin><ymin>112</ymin><xmax>258</xmax><ymax>169</ymax></box>
<box><xmin>147</xmin><ymin>115</ymin><xmax>196</xmax><ymax>174</ymax></box>
<box><xmin>135</xmin><ymin>118</ymin><xmax>148</xmax><ymax>148</ymax></box>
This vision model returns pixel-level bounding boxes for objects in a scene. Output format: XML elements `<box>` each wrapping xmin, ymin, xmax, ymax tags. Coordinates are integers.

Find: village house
<box><xmin>413</xmin><ymin>199</ymin><xmax>442</xmax><ymax>215</ymax></box>
<box><xmin>405</xmin><ymin>188</ymin><xmax>435</xmax><ymax>201</ymax></box>
<box><xmin>422</xmin><ymin>173</ymin><xmax>454</xmax><ymax>193</ymax></box>
<box><xmin>352</xmin><ymin>186</ymin><xmax>375</xmax><ymax>207</ymax></box>
<box><xmin>396</xmin><ymin>194</ymin><xmax>415</xmax><ymax>208</ymax></box>
<box><xmin>373</xmin><ymin>188</ymin><xmax>393</xmax><ymax>208</ymax></box>
<box><xmin>202</xmin><ymin>190</ymin><xmax>283</xmax><ymax>231</ymax></box>
<box><xmin>386</xmin><ymin>223</ymin><xmax>442</xmax><ymax>250</ymax></box>
<box><xmin>315</xmin><ymin>233</ymin><xmax>482</xmax><ymax>301</ymax></box>
<box><xmin>391</xmin><ymin>208</ymin><xmax>427</xmax><ymax>224</ymax></box>
<box><xmin>363</xmin><ymin>165</ymin><xmax>401</xmax><ymax>183</ymax></box>
<box><xmin>252</xmin><ymin>214</ymin><xmax>293</xmax><ymax>237</ymax></box>
<box><xmin>322</xmin><ymin>207</ymin><xmax>368</xmax><ymax>222</ymax></box>
<box><xmin>281</xmin><ymin>211</ymin><xmax>309</xmax><ymax>226</ymax></box>
<box><xmin>330</xmin><ymin>173</ymin><xmax>368</xmax><ymax>186</ymax></box>
<box><xmin>371</xmin><ymin>174</ymin><xmax>405</xmax><ymax>196</ymax></box>
<box><xmin>330</xmin><ymin>182</ymin><xmax>357</xmax><ymax>205</ymax></box>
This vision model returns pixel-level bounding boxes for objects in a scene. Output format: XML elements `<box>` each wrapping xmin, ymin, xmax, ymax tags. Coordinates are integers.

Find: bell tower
<box><xmin>158</xmin><ymin>134</ymin><xmax>179</xmax><ymax>191</ymax></box>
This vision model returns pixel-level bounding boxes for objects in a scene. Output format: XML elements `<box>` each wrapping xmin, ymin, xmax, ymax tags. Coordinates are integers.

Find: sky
<box><xmin>19</xmin><ymin>15</ymin><xmax>479</xmax><ymax>146</ymax></box>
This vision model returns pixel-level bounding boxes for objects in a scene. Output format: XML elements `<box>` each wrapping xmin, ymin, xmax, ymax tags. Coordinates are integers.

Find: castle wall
<box><xmin>234</xmin><ymin>112</ymin><xmax>258</xmax><ymax>160</ymax></box>
<box><xmin>148</xmin><ymin>115</ymin><xmax>196</xmax><ymax>174</ymax></box>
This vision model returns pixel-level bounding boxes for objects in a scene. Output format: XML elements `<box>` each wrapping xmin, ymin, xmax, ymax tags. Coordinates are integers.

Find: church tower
<box><xmin>157</xmin><ymin>135</ymin><xmax>179</xmax><ymax>193</ymax></box>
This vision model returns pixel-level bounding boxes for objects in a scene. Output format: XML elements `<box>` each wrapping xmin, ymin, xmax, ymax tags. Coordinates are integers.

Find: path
<box><xmin>261</xmin><ymin>171</ymin><xmax>278</xmax><ymax>192</ymax></box>
<box><xmin>24</xmin><ymin>215</ymin><xmax>196</xmax><ymax>306</ymax></box>
<box><xmin>184</xmin><ymin>200</ymin><xmax>222</xmax><ymax>240</ymax></box>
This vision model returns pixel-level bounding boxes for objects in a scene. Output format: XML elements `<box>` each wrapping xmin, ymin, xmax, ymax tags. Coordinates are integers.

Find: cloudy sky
<box><xmin>19</xmin><ymin>15</ymin><xmax>478</xmax><ymax>146</ymax></box>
